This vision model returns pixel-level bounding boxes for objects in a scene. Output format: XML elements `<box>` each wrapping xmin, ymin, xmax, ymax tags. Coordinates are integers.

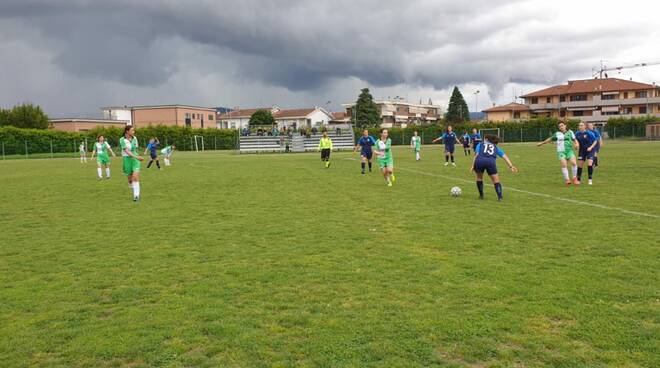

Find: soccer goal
<box><xmin>479</xmin><ymin>128</ymin><xmax>502</xmax><ymax>142</ymax></box>
<box><xmin>193</xmin><ymin>135</ymin><xmax>205</xmax><ymax>152</ymax></box>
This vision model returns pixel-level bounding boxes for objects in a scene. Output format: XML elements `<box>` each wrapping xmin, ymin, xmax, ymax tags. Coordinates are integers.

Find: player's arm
<box><xmin>108</xmin><ymin>146</ymin><xmax>117</xmax><ymax>157</ymax></box>
<box><xmin>573</xmin><ymin>136</ymin><xmax>579</xmax><ymax>151</ymax></box>
<box><xmin>90</xmin><ymin>148</ymin><xmax>96</xmax><ymax>159</ymax></box>
<box><xmin>432</xmin><ymin>136</ymin><xmax>442</xmax><ymax>143</ymax></box>
<box><xmin>354</xmin><ymin>142</ymin><xmax>361</xmax><ymax>152</ymax></box>
<box><xmin>143</xmin><ymin>145</ymin><xmax>149</xmax><ymax>155</ymax></box>
<box><xmin>454</xmin><ymin>136</ymin><xmax>461</xmax><ymax>145</ymax></box>
<box><xmin>537</xmin><ymin>137</ymin><xmax>552</xmax><ymax>146</ymax></box>
<box><xmin>598</xmin><ymin>135</ymin><xmax>604</xmax><ymax>147</ymax></box>
<box><xmin>124</xmin><ymin>145</ymin><xmax>144</xmax><ymax>161</ymax></box>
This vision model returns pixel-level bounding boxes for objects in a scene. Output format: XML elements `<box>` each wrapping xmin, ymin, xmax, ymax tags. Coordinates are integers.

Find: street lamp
<box><xmin>474</xmin><ymin>90</ymin><xmax>480</xmax><ymax>114</ymax></box>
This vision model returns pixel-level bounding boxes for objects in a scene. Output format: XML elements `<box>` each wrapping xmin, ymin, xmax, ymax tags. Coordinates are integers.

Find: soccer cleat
<box><xmin>361</xmin><ymin>170</ymin><xmax>365</xmax><ymax>174</ymax></box>
<box><xmin>452</xmin><ymin>162</ymin><xmax>456</xmax><ymax>166</ymax></box>
<box><xmin>588</xmin><ymin>179</ymin><xmax>593</xmax><ymax>185</ymax></box>
<box><xmin>565</xmin><ymin>180</ymin><xmax>571</xmax><ymax>186</ymax></box>
<box><xmin>133</xmin><ymin>196</ymin><xmax>139</xmax><ymax>202</ymax></box>
<box><xmin>444</xmin><ymin>162</ymin><xmax>449</xmax><ymax>166</ymax></box>
<box><xmin>573</xmin><ymin>177</ymin><xmax>580</xmax><ymax>185</ymax></box>
<box><xmin>479</xmin><ymin>195</ymin><xmax>484</xmax><ymax>200</ymax></box>
<box><xmin>391</xmin><ymin>174</ymin><xmax>396</xmax><ymax>182</ymax></box>
<box><xmin>387</xmin><ymin>181</ymin><xmax>393</xmax><ymax>187</ymax></box>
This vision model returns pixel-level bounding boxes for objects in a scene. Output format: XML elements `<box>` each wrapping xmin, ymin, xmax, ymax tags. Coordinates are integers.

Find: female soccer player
<box><xmin>471</xmin><ymin>135</ymin><xmax>518</xmax><ymax>200</ymax></box>
<box><xmin>161</xmin><ymin>143</ymin><xmax>176</xmax><ymax>166</ymax></box>
<box><xmin>318</xmin><ymin>131</ymin><xmax>333</xmax><ymax>168</ymax></box>
<box><xmin>587</xmin><ymin>122</ymin><xmax>603</xmax><ymax>167</ymax></box>
<box><xmin>90</xmin><ymin>135</ymin><xmax>116</xmax><ymax>180</ymax></box>
<box><xmin>432</xmin><ymin>125</ymin><xmax>461</xmax><ymax>166</ymax></box>
<box><xmin>461</xmin><ymin>131</ymin><xmax>471</xmax><ymax>155</ymax></box>
<box><xmin>410</xmin><ymin>131</ymin><xmax>421</xmax><ymax>161</ymax></box>
<box><xmin>143</xmin><ymin>137</ymin><xmax>161</xmax><ymax>169</ymax></box>
<box><xmin>575</xmin><ymin>122</ymin><xmax>598</xmax><ymax>185</ymax></box>
<box><xmin>374</xmin><ymin>129</ymin><xmax>395</xmax><ymax>187</ymax></box>
<box><xmin>354</xmin><ymin>129</ymin><xmax>376</xmax><ymax>174</ymax></box>
<box><xmin>470</xmin><ymin>128</ymin><xmax>482</xmax><ymax>152</ymax></box>
<box><xmin>79</xmin><ymin>142</ymin><xmax>87</xmax><ymax>163</ymax></box>
<box><xmin>120</xmin><ymin>125</ymin><xmax>144</xmax><ymax>201</ymax></box>
<box><xmin>537</xmin><ymin>121</ymin><xmax>580</xmax><ymax>185</ymax></box>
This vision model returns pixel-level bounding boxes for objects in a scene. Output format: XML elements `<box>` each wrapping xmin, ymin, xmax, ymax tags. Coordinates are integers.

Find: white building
<box><xmin>101</xmin><ymin>106</ymin><xmax>133</xmax><ymax>125</ymax></box>
<box><xmin>342</xmin><ymin>99</ymin><xmax>442</xmax><ymax>128</ymax></box>
<box><xmin>217</xmin><ymin>106</ymin><xmax>334</xmax><ymax>130</ymax></box>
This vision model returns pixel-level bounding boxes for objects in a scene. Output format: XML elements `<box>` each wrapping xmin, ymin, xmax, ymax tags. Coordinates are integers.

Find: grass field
<box><xmin>0</xmin><ymin>141</ymin><xmax>658</xmax><ymax>368</ymax></box>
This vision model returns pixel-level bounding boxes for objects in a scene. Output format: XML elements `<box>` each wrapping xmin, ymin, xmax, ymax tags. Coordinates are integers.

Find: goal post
<box><xmin>193</xmin><ymin>135</ymin><xmax>205</xmax><ymax>152</ymax></box>
<box><xmin>479</xmin><ymin>128</ymin><xmax>501</xmax><ymax>142</ymax></box>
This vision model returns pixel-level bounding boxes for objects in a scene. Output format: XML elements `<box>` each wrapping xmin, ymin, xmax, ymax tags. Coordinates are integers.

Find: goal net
<box><xmin>479</xmin><ymin>128</ymin><xmax>501</xmax><ymax>142</ymax></box>
<box><xmin>193</xmin><ymin>135</ymin><xmax>205</xmax><ymax>152</ymax></box>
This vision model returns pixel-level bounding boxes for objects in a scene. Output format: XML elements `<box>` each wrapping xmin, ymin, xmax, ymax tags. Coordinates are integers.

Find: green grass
<box><xmin>0</xmin><ymin>141</ymin><xmax>658</xmax><ymax>368</ymax></box>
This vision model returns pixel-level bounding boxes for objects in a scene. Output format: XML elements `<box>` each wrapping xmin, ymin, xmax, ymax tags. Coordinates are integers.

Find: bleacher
<box><xmin>239</xmin><ymin>126</ymin><xmax>355</xmax><ymax>154</ymax></box>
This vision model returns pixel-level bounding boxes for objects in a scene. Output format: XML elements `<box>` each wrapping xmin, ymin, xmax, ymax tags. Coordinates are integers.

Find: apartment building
<box><xmin>342</xmin><ymin>100</ymin><xmax>441</xmax><ymax>127</ymax></box>
<box><xmin>520</xmin><ymin>78</ymin><xmax>660</xmax><ymax>123</ymax></box>
<box><xmin>217</xmin><ymin>106</ymin><xmax>334</xmax><ymax>130</ymax></box>
<box><xmin>102</xmin><ymin>105</ymin><xmax>217</xmax><ymax>129</ymax></box>
<box><xmin>482</xmin><ymin>102</ymin><xmax>531</xmax><ymax>122</ymax></box>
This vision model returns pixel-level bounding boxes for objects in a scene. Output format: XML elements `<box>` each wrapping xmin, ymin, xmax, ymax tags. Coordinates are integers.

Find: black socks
<box><xmin>494</xmin><ymin>183</ymin><xmax>503</xmax><ymax>200</ymax></box>
<box><xmin>476</xmin><ymin>181</ymin><xmax>484</xmax><ymax>198</ymax></box>
<box><xmin>577</xmin><ymin>167</ymin><xmax>583</xmax><ymax>180</ymax></box>
<box><xmin>588</xmin><ymin>165</ymin><xmax>593</xmax><ymax>179</ymax></box>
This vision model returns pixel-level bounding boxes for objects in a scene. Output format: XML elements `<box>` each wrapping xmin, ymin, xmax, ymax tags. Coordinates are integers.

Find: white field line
<box><xmin>345</xmin><ymin>158</ymin><xmax>660</xmax><ymax>220</ymax></box>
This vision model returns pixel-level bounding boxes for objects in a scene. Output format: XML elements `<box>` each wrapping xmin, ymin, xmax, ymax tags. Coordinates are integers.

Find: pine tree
<box><xmin>353</xmin><ymin>88</ymin><xmax>380</xmax><ymax>128</ymax></box>
<box><xmin>445</xmin><ymin>87</ymin><xmax>470</xmax><ymax>123</ymax></box>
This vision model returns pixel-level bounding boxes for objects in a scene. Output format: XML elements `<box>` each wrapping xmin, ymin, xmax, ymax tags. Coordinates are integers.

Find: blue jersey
<box><xmin>589</xmin><ymin>128</ymin><xmax>601</xmax><ymax>147</ymax></box>
<box><xmin>471</xmin><ymin>133</ymin><xmax>482</xmax><ymax>145</ymax></box>
<box><xmin>462</xmin><ymin>134</ymin><xmax>470</xmax><ymax>144</ymax></box>
<box><xmin>357</xmin><ymin>136</ymin><xmax>376</xmax><ymax>152</ymax></box>
<box><xmin>575</xmin><ymin>130</ymin><xmax>596</xmax><ymax>149</ymax></box>
<box><xmin>475</xmin><ymin>141</ymin><xmax>504</xmax><ymax>161</ymax></box>
<box><xmin>147</xmin><ymin>142</ymin><xmax>158</xmax><ymax>154</ymax></box>
<box><xmin>441</xmin><ymin>132</ymin><xmax>457</xmax><ymax>146</ymax></box>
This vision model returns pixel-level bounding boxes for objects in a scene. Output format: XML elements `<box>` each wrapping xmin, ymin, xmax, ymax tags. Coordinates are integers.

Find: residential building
<box><xmin>646</xmin><ymin>121</ymin><xmax>660</xmax><ymax>139</ymax></box>
<box><xmin>50</xmin><ymin>118</ymin><xmax>129</xmax><ymax>132</ymax></box>
<box><xmin>482</xmin><ymin>102</ymin><xmax>531</xmax><ymax>122</ymax></box>
<box><xmin>101</xmin><ymin>105</ymin><xmax>217</xmax><ymax>129</ymax></box>
<box><xmin>330</xmin><ymin>112</ymin><xmax>350</xmax><ymax>124</ymax></box>
<box><xmin>342</xmin><ymin>100</ymin><xmax>441</xmax><ymax>127</ymax></box>
<box><xmin>217</xmin><ymin>106</ymin><xmax>334</xmax><ymax>130</ymax></box>
<box><xmin>519</xmin><ymin>78</ymin><xmax>660</xmax><ymax>123</ymax></box>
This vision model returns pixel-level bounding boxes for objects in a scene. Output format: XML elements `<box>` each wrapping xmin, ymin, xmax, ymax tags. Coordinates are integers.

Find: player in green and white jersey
<box><xmin>374</xmin><ymin>129</ymin><xmax>395</xmax><ymax>187</ymax></box>
<box><xmin>410</xmin><ymin>131</ymin><xmax>421</xmax><ymax>161</ymax></box>
<box><xmin>119</xmin><ymin>125</ymin><xmax>144</xmax><ymax>201</ymax></box>
<box><xmin>90</xmin><ymin>135</ymin><xmax>116</xmax><ymax>180</ymax></box>
<box><xmin>161</xmin><ymin>144</ymin><xmax>176</xmax><ymax>166</ymax></box>
<box><xmin>537</xmin><ymin>121</ymin><xmax>581</xmax><ymax>185</ymax></box>
<box><xmin>79</xmin><ymin>142</ymin><xmax>87</xmax><ymax>163</ymax></box>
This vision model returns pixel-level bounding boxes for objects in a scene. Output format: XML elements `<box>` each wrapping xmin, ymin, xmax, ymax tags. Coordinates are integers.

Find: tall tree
<box><xmin>445</xmin><ymin>87</ymin><xmax>470</xmax><ymax>123</ymax></box>
<box><xmin>6</xmin><ymin>103</ymin><xmax>49</xmax><ymax>129</ymax></box>
<box><xmin>0</xmin><ymin>108</ymin><xmax>9</xmax><ymax>126</ymax></box>
<box><xmin>353</xmin><ymin>88</ymin><xmax>380</xmax><ymax>128</ymax></box>
<box><xmin>249</xmin><ymin>109</ymin><xmax>276</xmax><ymax>126</ymax></box>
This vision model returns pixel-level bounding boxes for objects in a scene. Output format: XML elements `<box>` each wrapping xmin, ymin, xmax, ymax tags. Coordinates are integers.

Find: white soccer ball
<box><xmin>450</xmin><ymin>186</ymin><xmax>462</xmax><ymax>197</ymax></box>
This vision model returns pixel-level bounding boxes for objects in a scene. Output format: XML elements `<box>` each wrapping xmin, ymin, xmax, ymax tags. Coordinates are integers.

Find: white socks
<box><xmin>106</xmin><ymin>168</ymin><xmax>110</xmax><ymax>177</ymax></box>
<box><xmin>572</xmin><ymin>165</ymin><xmax>578</xmax><ymax>178</ymax></box>
<box><xmin>97</xmin><ymin>168</ymin><xmax>102</xmax><ymax>178</ymax></box>
<box><xmin>561</xmin><ymin>168</ymin><xmax>569</xmax><ymax>181</ymax></box>
<box><xmin>133</xmin><ymin>182</ymin><xmax>140</xmax><ymax>198</ymax></box>
<box><xmin>415</xmin><ymin>152</ymin><xmax>420</xmax><ymax>161</ymax></box>
<box><xmin>164</xmin><ymin>158</ymin><xmax>170</xmax><ymax>166</ymax></box>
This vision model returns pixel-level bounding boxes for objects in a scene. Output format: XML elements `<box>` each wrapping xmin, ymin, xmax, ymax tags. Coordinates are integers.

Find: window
<box><xmin>209</xmin><ymin>114</ymin><xmax>214</xmax><ymax>120</ymax></box>
<box><xmin>570</xmin><ymin>94</ymin><xmax>587</xmax><ymax>102</ymax></box>
<box><xmin>560</xmin><ymin>110</ymin><xmax>566</xmax><ymax>117</ymax></box>
<box><xmin>601</xmin><ymin>94</ymin><xmax>616</xmax><ymax>100</ymax></box>
<box><xmin>624</xmin><ymin>107</ymin><xmax>633</xmax><ymax>114</ymax></box>
<box><xmin>635</xmin><ymin>91</ymin><xmax>648</xmax><ymax>98</ymax></box>
<box><xmin>623</xmin><ymin>92</ymin><xmax>628</xmax><ymax>99</ymax></box>
<box><xmin>513</xmin><ymin>112</ymin><xmax>521</xmax><ymax>119</ymax></box>
<box><xmin>559</xmin><ymin>96</ymin><xmax>566</xmax><ymax>102</ymax></box>
<box><xmin>546</xmin><ymin>97</ymin><xmax>551</xmax><ymax>103</ymax></box>
<box><xmin>185</xmin><ymin>113</ymin><xmax>191</xmax><ymax>119</ymax></box>
<box><xmin>603</xmin><ymin>111</ymin><xmax>619</xmax><ymax>116</ymax></box>
<box><xmin>572</xmin><ymin>111</ymin><xmax>584</xmax><ymax>117</ymax></box>
<box><xmin>185</xmin><ymin>118</ymin><xmax>191</xmax><ymax>127</ymax></box>
<box><xmin>639</xmin><ymin>106</ymin><xmax>647</xmax><ymax>114</ymax></box>
<box><xmin>531</xmin><ymin>98</ymin><xmax>538</xmax><ymax>104</ymax></box>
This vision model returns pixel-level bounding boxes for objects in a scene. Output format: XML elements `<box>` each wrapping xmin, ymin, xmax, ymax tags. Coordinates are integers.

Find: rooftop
<box><xmin>521</xmin><ymin>78</ymin><xmax>658</xmax><ymax>98</ymax></box>
<box><xmin>482</xmin><ymin>102</ymin><xmax>530</xmax><ymax>113</ymax></box>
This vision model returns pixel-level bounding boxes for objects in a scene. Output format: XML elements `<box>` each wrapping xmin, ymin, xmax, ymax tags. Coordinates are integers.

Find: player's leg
<box><xmin>444</xmin><ymin>149</ymin><xmax>449</xmax><ymax>166</ymax></box>
<box><xmin>96</xmin><ymin>162</ymin><xmax>103</xmax><ymax>180</ymax></box>
<box><xmin>415</xmin><ymin>149</ymin><xmax>420</xmax><ymax>161</ymax></box>
<box><xmin>105</xmin><ymin>163</ymin><xmax>111</xmax><ymax>179</ymax></box>
<box><xmin>587</xmin><ymin>156</ymin><xmax>594</xmax><ymax>185</ymax></box>
<box><xmin>367</xmin><ymin>153</ymin><xmax>372</xmax><ymax>172</ymax></box>
<box><xmin>475</xmin><ymin>171</ymin><xmax>485</xmax><ymax>199</ymax></box>
<box><xmin>576</xmin><ymin>157</ymin><xmax>584</xmax><ymax>182</ymax></box>
<box><xmin>569</xmin><ymin>155</ymin><xmax>579</xmax><ymax>184</ymax></box>
<box><xmin>450</xmin><ymin>147</ymin><xmax>456</xmax><ymax>166</ymax></box>
<box><xmin>559</xmin><ymin>157</ymin><xmax>570</xmax><ymax>185</ymax></box>
<box><xmin>360</xmin><ymin>155</ymin><xmax>366</xmax><ymax>174</ymax></box>
<box><xmin>326</xmin><ymin>150</ymin><xmax>331</xmax><ymax>168</ymax></box>
<box><xmin>131</xmin><ymin>172</ymin><xmax>140</xmax><ymax>201</ymax></box>
<box><xmin>487</xmin><ymin>164</ymin><xmax>502</xmax><ymax>200</ymax></box>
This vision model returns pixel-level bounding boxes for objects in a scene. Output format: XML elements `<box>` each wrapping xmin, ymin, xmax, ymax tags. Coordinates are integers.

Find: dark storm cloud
<box><xmin>0</xmin><ymin>0</ymin><xmax>656</xmax><ymax>110</ymax></box>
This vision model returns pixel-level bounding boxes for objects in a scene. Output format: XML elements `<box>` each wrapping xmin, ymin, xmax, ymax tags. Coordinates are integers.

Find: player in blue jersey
<box><xmin>587</xmin><ymin>123</ymin><xmax>603</xmax><ymax>167</ymax></box>
<box><xmin>471</xmin><ymin>135</ymin><xmax>518</xmax><ymax>201</ymax></box>
<box><xmin>354</xmin><ymin>129</ymin><xmax>376</xmax><ymax>174</ymax></box>
<box><xmin>461</xmin><ymin>131</ymin><xmax>471</xmax><ymax>155</ymax></box>
<box><xmin>432</xmin><ymin>125</ymin><xmax>462</xmax><ymax>166</ymax></box>
<box><xmin>143</xmin><ymin>137</ymin><xmax>161</xmax><ymax>169</ymax></box>
<box><xmin>575</xmin><ymin>122</ymin><xmax>598</xmax><ymax>185</ymax></box>
<box><xmin>470</xmin><ymin>128</ymin><xmax>482</xmax><ymax>152</ymax></box>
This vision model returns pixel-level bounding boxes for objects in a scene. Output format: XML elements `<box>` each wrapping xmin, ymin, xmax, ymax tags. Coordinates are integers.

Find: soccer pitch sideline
<box><xmin>0</xmin><ymin>141</ymin><xmax>658</xmax><ymax>367</ymax></box>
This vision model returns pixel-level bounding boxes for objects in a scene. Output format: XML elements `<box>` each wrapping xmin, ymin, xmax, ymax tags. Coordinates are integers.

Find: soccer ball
<box><xmin>450</xmin><ymin>186</ymin><xmax>462</xmax><ymax>197</ymax></box>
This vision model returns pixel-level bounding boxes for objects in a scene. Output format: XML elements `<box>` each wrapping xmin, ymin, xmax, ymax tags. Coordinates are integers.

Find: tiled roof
<box><xmin>521</xmin><ymin>78</ymin><xmax>657</xmax><ymax>98</ymax></box>
<box><xmin>482</xmin><ymin>102</ymin><xmax>530</xmax><ymax>113</ymax></box>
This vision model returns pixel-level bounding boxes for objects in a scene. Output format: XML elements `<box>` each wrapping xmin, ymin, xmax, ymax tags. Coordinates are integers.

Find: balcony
<box><xmin>529</xmin><ymin>96</ymin><xmax>660</xmax><ymax>111</ymax></box>
<box><xmin>575</xmin><ymin>112</ymin><xmax>660</xmax><ymax>123</ymax></box>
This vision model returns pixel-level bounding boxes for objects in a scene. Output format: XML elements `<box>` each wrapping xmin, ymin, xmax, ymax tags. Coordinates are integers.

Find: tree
<box><xmin>5</xmin><ymin>103</ymin><xmax>49</xmax><ymax>129</ymax></box>
<box><xmin>0</xmin><ymin>108</ymin><xmax>9</xmax><ymax>126</ymax></box>
<box><xmin>353</xmin><ymin>88</ymin><xmax>380</xmax><ymax>128</ymax></box>
<box><xmin>445</xmin><ymin>87</ymin><xmax>470</xmax><ymax>124</ymax></box>
<box><xmin>249</xmin><ymin>109</ymin><xmax>275</xmax><ymax>126</ymax></box>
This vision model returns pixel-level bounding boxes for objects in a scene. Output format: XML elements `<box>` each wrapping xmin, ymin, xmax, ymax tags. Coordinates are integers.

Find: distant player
<box><xmin>410</xmin><ymin>131</ymin><xmax>422</xmax><ymax>161</ymax></box>
<box><xmin>143</xmin><ymin>137</ymin><xmax>161</xmax><ymax>169</ymax></box>
<box><xmin>120</xmin><ymin>125</ymin><xmax>144</xmax><ymax>201</ymax></box>
<box><xmin>354</xmin><ymin>129</ymin><xmax>376</xmax><ymax>174</ymax></box>
<box><xmin>79</xmin><ymin>142</ymin><xmax>87</xmax><ymax>163</ymax></box>
<box><xmin>432</xmin><ymin>125</ymin><xmax>461</xmax><ymax>166</ymax></box>
<box><xmin>318</xmin><ymin>131</ymin><xmax>333</xmax><ymax>168</ymax></box>
<box><xmin>90</xmin><ymin>135</ymin><xmax>116</xmax><ymax>180</ymax></box>
<box><xmin>161</xmin><ymin>144</ymin><xmax>176</xmax><ymax>166</ymax></box>
<box><xmin>471</xmin><ymin>135</ymin><xmax>518</xmax><ymax>200</ymax></box>
<box><xmin>575</xmin><ymin>122</ymin><xmax>598</xmax><ymax>185</ymax></box>
<box><xmin>461</xmin><ymin>131</ymin><xmax>471</xmax><ymax>155</ymax></box>
<box><xmin>374</xmin><ymin>129</ymin><xmax>395</xmax><ymax>187</ymax></box>
<box><xmin>470</xmin><ymin>128</ymin><xmax>482</xmax><ymax>152</ymax></box>
<box><xmin>587</xmin><ymin>122</ymin><xmax>603</xmax><ymax>167</ymax></box>
<box><xmin>537</xmin><ymin>121</ymin><xmax>580</xmax><ymax>185</ymax></box>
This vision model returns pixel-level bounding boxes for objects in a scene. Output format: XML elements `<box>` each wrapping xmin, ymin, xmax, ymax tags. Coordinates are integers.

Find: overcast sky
<box><xmin>1</xmin><ymin>0</ymin><xmax>659</xmax><ymax>117</ymax></box>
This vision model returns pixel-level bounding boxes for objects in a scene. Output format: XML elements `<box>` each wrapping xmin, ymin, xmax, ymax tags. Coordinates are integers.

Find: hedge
<box><xmin>0</xmin><ymin>125</ymin><xmax>238</xmax><ymax>156</ymax></box>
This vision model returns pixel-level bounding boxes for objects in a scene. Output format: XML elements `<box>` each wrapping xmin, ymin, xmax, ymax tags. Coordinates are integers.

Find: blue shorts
<box><xmin>474</xmin><ymin>158</ymin><xmax>497</xmax><ymax>175</ymax></box>
<box><xmin>361</xmin><ymin>150</ymin><xmax>373</xmax><ymax>160</ymax></box>
<box><xmin>445</xmin><ymin>145</ymin><xmax>455</xmax><ymax>154</ymax></box>
<box><xmin>577</xmin><ymin>149</ymin><xmax>594</xmax><ymax>161</ymax></box>
<box><xmin>150</xmin><ymin>151</ymin><xmax>158</xmax><ymax>159</ymax></box>
<box><xmin>593</xmin><ymin>143</ymin><xmax>600</xmax><ymax>153</ymax></box>
<box><xmin>463</xmin><ymin>142</ymin><xmax>470</xmax><ymax>148</ymax></box>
